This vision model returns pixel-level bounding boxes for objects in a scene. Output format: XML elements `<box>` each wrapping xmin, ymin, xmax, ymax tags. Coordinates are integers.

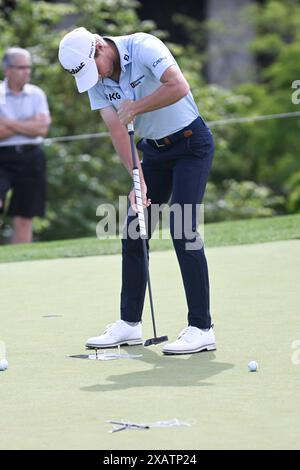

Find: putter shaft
<box><xmin>128</xmin><ymin>124</ymin><xmax>168</xmax><ymax>346</ymax></box>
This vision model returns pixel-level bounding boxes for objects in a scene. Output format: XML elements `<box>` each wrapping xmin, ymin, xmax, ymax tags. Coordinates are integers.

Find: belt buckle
<box><xmin>153</xmin><ymin>139</ymin><xmax>166</xmax><ymax>148</ymax></box>
<box><xmin>15</xmin><ymin>145</ymin><xmax>22</xmax><ymax>153</ymax></box>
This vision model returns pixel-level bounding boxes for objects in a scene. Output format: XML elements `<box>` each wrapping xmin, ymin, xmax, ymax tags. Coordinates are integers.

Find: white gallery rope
<box><xmin>42</xmin><ymin>111</ymin><xmax>300</xmax><ymax>145</ymax></box>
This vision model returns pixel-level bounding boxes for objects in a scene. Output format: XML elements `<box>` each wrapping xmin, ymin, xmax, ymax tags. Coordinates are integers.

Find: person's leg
<box><xmin>120</xmin><ymin>158</ymin><xmax>173</xmax><ymax>322</ymax></box>
<box><xmin>11</xmin><ymin>216</ymin><xmax>33</xmax><ymax>244</ymax></box>
<box><xmin>0</xmin><ymin>187</ymin><xmax>6</xmax><ymax>211</ymax></box>
<box><xmin>0</xmin><ymin>157</ymin><xmax>13</xmax><ymax>236</ymax></box>
<box><xmin>170</xmin><ymin>131</ymin><xmax>214</xmax><ymax>329</ymax></box>
<box><xmin>8</xmin><ymin>147</ymin><xmax>46</xmax><ymax>244</ymax></box>
<box><xmin>0</xmin><ymin>165</ymin><xmax>12</xmax><ymax>213</ymax></box>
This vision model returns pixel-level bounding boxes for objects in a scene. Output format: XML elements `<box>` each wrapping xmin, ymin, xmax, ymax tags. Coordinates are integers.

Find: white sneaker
<box><xmin>162</xmin><ymin>326</ymin><xmax>216</xmax><ymax>355</ymax></box>
<box><xmin>85</xmin><ymin>320</ymin><xmax>142</xmax><ymax>349</ymax></box>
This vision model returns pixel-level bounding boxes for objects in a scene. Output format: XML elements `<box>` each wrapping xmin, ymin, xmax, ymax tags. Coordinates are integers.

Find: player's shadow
<box><xmin>80</xmin><ymin>346</ymin><xmax>234</xmax><ymax>393</ymax></box>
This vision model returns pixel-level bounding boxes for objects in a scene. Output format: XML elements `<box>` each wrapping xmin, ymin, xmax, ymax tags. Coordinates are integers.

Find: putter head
<box><xmin>144</xmin><ymin>335</ymin><xmax>168</xmax><ymax>347</ymax></box>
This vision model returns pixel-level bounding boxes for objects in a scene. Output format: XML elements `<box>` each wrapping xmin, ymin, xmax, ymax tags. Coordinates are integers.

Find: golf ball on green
<box><xmin>0</xmin><ymin>359</ymin><xmax>8</xmax><ymax>371</ymax></box>
<box><xmin>248</xmin><ymin>360</ymin><xmax>258</xmax><ymax>372</ymax></box>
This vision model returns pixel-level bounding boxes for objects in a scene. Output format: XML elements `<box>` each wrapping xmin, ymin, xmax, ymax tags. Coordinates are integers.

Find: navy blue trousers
<box><xmin>121</xmin><ymin>117</ymin><xmax>214</xmax><ymax>329</ymax></box>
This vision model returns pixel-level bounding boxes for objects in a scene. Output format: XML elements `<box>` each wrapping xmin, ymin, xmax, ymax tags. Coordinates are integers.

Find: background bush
<box><xmin>0</xmin><ymin>0</ymin><xmax>299</xmax><ymax>241</ymax></box>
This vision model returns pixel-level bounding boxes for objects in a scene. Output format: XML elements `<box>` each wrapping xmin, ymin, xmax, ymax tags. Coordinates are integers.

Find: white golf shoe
<box><xmin>162</xmin><ymin>326</ymin><xmax>216</xmax><ymax>355</ymax></box>
<box><xmin>85</xmin><ymin>320</ymin><xmax>142</xmax><ymax>349</ymax></box>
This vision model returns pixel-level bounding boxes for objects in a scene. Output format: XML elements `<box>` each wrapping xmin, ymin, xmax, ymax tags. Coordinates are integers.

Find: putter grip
<box><xmin>132</xmin><ymin>168</ymin><xmax>147</xmax><ymax>237</ymax></box>
<box><xmin>127</xmin><ymin>122</ymin><xmax>134</xmax><ymax>133</ymax></box>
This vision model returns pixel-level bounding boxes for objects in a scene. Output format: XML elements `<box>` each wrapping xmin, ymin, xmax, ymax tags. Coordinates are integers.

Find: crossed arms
<box><xmin>0</xmin><ymin>113</ymin><xmax>51</xmax><ymax>140</ymax></box>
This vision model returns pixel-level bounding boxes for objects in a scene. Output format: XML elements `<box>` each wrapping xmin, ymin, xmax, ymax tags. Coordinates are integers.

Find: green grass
<box><xmin>1</xmin><ymin>240</ymin><xmax>300</xmax><ymax>449</ymax></box>
<box><xmin>0</xmin><ymin>213</ymin><xmax>299</xmax><ymax>263</ymax></box>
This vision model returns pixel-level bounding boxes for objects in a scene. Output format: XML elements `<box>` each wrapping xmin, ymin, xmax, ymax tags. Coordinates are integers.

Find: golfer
<box><xmin>58</xmin><ymin>27</ymin><xmax>216</xmax><ymax>354</ymax></box>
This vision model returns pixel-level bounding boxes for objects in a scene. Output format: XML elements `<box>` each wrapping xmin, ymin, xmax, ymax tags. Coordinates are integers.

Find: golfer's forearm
<box><xmin>111</xmin><ymin>132</ymin><xmax>145</xmax><ymax>182</ymax></box>
<box><xmin>6</xmin><ymin>119</ymin><xmax>49</xmax><ymax>137</ymax></box>
<box><xmin>0</xmin><ymin>125</ymin><xmax>15</xmax><ymax>139</ymax></box>
<box><xmin>117</xmin><ymin>148</ymin><xmax>145</xmax><ymax>183</ymax></box>
<box><xmin>101</xmin><ymin>107</ymin><xmax>145</xmax><ymax>182</ymax></box>
<box><xmin>133</xmin><ymin>80</ymin><xmax>189</xmax><ymax>115</ymax></box>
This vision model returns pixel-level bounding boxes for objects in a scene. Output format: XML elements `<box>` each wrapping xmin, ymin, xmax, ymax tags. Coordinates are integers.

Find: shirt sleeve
<box><xmin>136</xmin><ymin>34</ymin><xmax>177</xmax><ymax>81</ymax></box>
<box><xmin>0</xmin><ymin>82</ymin><xmax>5</xmax><ymax>114</ymax></box>
<box><xmin>34</xmin><ymin>88</ymin><xmax>50</xmax><ymax>116</ymax></box>
<box><xmin>88</xmin><ymin>84</ymin><xmax>111</xmax><ymax>110</ymax></box>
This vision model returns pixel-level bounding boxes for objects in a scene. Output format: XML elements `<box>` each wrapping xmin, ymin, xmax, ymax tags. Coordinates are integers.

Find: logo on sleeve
<box><xmin>130</xmin><ymin>75</ymin><xmax>145</xmax><ymax>88</ymax></box>
<box><xmin>65</xmin><ymin>62</ymin><xmax>85</xmax><ymax>75</ymax></box>
<box><xmin>152</xmin><ymin>56</ymin><xmax>167</xmax><ymax>68</ymax></box>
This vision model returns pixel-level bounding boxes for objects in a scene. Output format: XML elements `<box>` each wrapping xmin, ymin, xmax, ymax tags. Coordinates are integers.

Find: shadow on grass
<box><xmin>80</xmin><ymin>347</ymin><xmax>234</xmax><ymax>392</ymax></box>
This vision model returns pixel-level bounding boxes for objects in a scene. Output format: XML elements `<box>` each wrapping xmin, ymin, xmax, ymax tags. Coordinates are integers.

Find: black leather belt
<box><xmin>146</xmin><ymin>116</ymin><xmax>204</xmax><ymax>148</ymax></box>
<box><xmin>0</xmin><ymin>144</ymin><xmax>41</xmax><ymax>153</ymax></box>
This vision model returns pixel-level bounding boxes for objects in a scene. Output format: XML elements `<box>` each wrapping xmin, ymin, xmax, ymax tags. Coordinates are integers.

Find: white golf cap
<box><xmin>58</xmin><ymin>27</ymin><xmax>98</xmax><ymax>93</ymax></box>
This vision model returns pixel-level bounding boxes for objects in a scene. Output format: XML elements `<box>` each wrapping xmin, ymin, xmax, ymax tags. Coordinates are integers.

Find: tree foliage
<box><xmin>175</xmin><ymin>0</ymin><xmax>300</xmax><ymax>217</ymax></box>
<box><xmin>0</xmin><ymin>0</ymin><xmax>299</xmax><ymax>241</ymax></box>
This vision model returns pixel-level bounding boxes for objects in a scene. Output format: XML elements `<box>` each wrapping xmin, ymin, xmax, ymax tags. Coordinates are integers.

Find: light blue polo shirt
<box><xmin>88</xmin><ymin>33</ymin><xmax>200</xmax><ymax>139</ymax></box>
<box><xmin>0</xmin><ymin>79</ymin><xmax>50</xmax><ymax>146</ymax></box>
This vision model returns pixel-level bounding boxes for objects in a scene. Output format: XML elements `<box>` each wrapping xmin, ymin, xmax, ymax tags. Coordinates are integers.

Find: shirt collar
<box><xmin>103</xmin><ymin>36</ymin><xmax>132</xmax><ymax>72</ymax></box>
<box><xmin>3</xmin><ymin>78</ymin><xmax>31</xmax><ymax>96</ymax></box>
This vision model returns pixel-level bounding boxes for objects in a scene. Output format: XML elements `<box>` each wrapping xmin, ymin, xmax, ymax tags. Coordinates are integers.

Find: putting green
<box><xmin>0</xmin><ymin>240</ymin><xmax>299</xmax><ymax>450</ymax></box>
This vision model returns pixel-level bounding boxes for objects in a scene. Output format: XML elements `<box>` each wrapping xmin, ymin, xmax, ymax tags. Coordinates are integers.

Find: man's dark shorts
<box><xmin>0</xmin><ymin>145</ymin><xmax>46</xmax><ymax>218</ymax></box>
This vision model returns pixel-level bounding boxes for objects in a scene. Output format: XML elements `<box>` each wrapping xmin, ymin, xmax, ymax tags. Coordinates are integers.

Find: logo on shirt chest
<box><xmin>130</xmin><ymin>75</ymin><xmax>145</xmax><ymax>89</ymax></box>
<box><xmin>105</xmin><ymin>92</ymin><xmax>121</xmax><ymax>101</ymax></box>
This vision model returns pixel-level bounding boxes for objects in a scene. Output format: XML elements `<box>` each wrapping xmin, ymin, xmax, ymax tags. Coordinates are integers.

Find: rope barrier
<box><xmin>38</xmin><ymin>110</ymin><xmax>300</xmax><ymax>144</ymax></box>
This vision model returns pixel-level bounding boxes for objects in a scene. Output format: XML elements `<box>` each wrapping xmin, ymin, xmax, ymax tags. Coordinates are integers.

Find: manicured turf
<box><xmin>0</xmin><ymin>213</ymin><xmax>299</xmax><ymax>263</ymax></box>
<box><xmin>0</xmin><ymin>240</ymin><xmax>299</xmax><ymax>449</ymax></box>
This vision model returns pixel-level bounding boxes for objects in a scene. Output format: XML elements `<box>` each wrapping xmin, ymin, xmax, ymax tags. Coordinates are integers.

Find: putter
<box><xmin>127</xmin><ymin>123</ymin><xmax>168</xmax><ymax>347</ymax></box>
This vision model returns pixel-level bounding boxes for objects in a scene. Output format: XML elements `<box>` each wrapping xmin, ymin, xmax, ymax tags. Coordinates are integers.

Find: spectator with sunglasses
<box><xmin>0</xmin><ymin>47</ymin><xmax>51</xmax><ymax>243</ymax></box>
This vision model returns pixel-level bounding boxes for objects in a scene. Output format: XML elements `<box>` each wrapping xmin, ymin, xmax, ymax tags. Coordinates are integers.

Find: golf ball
<box><xmin>248</xmin><ymin>360</ymin><xmax>258</xmax><ymax>372</ymax></box>
<box><xmin>0</xmin><ymin>359</ymin><xmax>8</xmax><ymax>371</ymax></box>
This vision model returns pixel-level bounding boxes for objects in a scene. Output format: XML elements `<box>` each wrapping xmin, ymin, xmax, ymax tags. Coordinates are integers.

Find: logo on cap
<box><xmin>65</xmin><ymin>61</ymin><xmax>85</xmax><ymax>75</ymax></box>
<box><xmin>89</xmin><ymin>41</ymin><xmax>95</xmax><ymax>58</ymax></box>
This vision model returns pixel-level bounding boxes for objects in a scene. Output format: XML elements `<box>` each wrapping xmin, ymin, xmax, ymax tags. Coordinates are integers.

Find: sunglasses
<box><xmin>10</xmin><ymin>65</ymin><xmax>32</xmax><ymax>70</ymax></box>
